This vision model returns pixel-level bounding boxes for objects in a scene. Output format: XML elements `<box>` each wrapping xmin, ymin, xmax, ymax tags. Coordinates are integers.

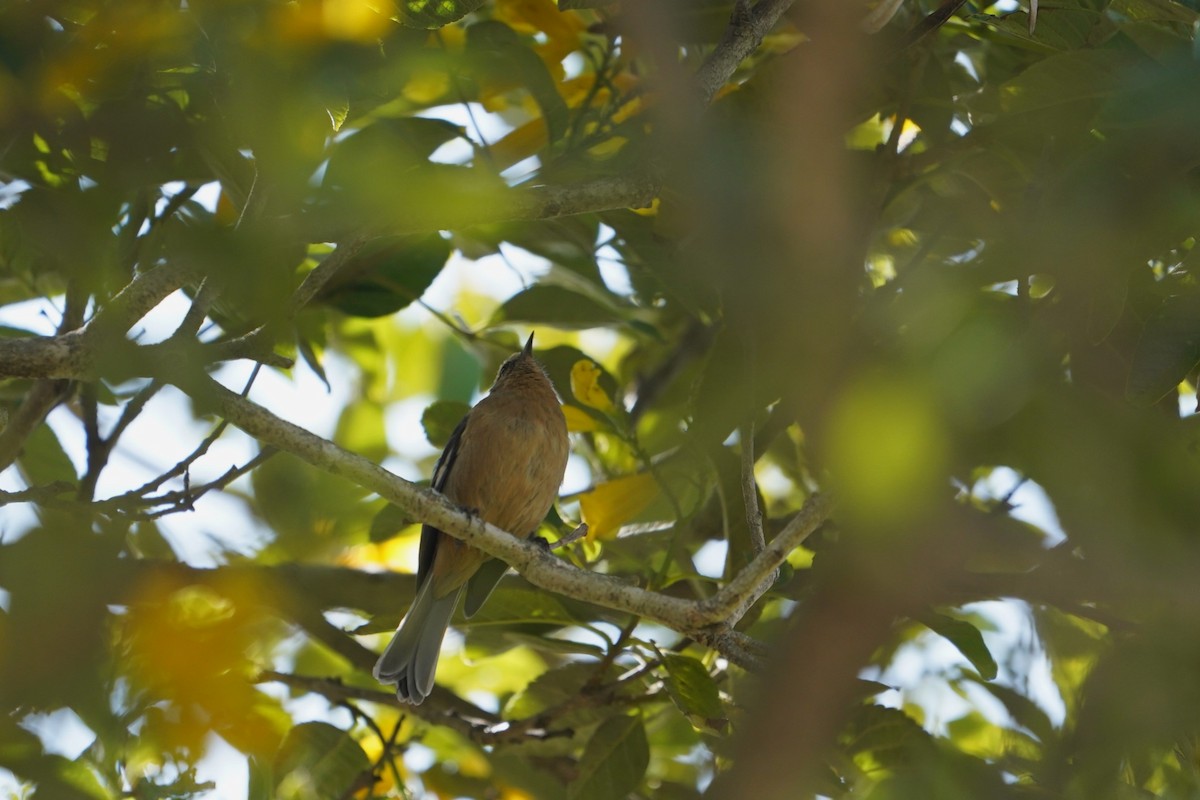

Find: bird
<box><xmin>373</xmin><ymin>332</ymin><xmax>570</xmax><ymax>704</ymax></box>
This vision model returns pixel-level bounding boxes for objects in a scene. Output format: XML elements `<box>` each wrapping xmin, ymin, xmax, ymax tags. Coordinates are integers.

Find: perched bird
<box><xmin>374</xmin><ymin>333</ymin><xmax>570</xmax><ymax>704</ymax></box>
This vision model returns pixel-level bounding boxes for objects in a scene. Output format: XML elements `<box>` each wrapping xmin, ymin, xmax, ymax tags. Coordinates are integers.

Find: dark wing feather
<box><xmin>416</xmin><ymin>412</ymin><xmax>469</xmax><ymax>585</ymax></box>
<box><xmin>463</xmin><ymin>557</ymin><xmax>508</xmax><ymax>617</ymax></box>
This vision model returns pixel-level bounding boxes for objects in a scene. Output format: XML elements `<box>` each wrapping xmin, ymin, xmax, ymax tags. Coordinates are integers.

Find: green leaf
<box><xmin>324</xmin><ymin>119</ymin><xmax>464</xmax><ymax>187</ymax></box>
<box><xmin>321</xmin><ymin>234</ymin><xmax>451</xmax><ymax>318</ymax></box>
<box><xmin>421</xmin><ymin>400</ymin><xmax>470</xmax><ymax>448</ymax></box>
<box><xmin>247</xmin><ymin>756</ymin><xmax>274</xmax><ymax>800</ymax></box>
<box><xmin>1000</xmin><ymin>49</ymin><xmax>1133</xmax><ymax>115</ymax></box>
<box><xmin>395</xmin><ymin>0</ymin><xmax>487</xmax><ymax>28</ymax></box>
<box><xmin>921</xmin><ymin>613</ymin><xmax>999</xmax><ymax>681</ymax></box>
<box><xmin>369</xmin><ymin>503</ymin><xmax>418</xmax><ymax>543</ymax></box>
<box><xmin>1109</xmin><ymin>0</ymin><xmax>1199</xmax><ymax>25</ymax></box>
<box><xmin>843</xmin><ymin>705</ymin><xmax>936</xmax><ymax>767</ymax></box>
<box><xmin>128</xmin><ymin>521</ymin><xmax>178</xmax><ymax>560</ymax></box>
<box><xmin>1127</xmin><ymin>291</ymin><xmax>1200</xmax><ymax>404</ymax></box>
<box><xmin>17</xmin><ymin>423</ymin><xmax>77</xmax><ymax>487</ymax></box>
<box><xmin>250</xmin><ymin>454</ymin><xmax>374</xmax><ymax>557</ymax></box>
<box><xmin>492</xmin><ymin>285</ymin><xmax>626</xmax><ymax>329</ymax></box>
<box><xmin>568</xmin><ymin>714</ymin><xmax>650</xmax><ymax>800</ymax></box>
<box><xmin>274</xmin><ymin>722</ymin><xmax>371</xmax><ymax>800</ymax></box>
<box><xmin>500</xmin><ymin>631</ymin><xmax>606</xmax><ymax>657</ymax></box>
<box><xmin>463</xmin><ymin>583</ymin><xmax>577</xmax><ymax>627</ymax></box>
<box><xmin>437</xmin><ymin>336</ymin><xmax>484</xmax><ymax>403</ymax></box>
<box><xmin>466</xmin><ymin>21</ymin><xmax>569</xmax><ymax>144</ymax></box>
<box><xmin>334</xmin><ymin>400</ymin><xmax>388</xmax><ymax>462</ymax></box>
<box><xmin>533</xmin><ymin>344</ymin><xmax>619</xmax><ymax>410</ymax></box>
<box><xmin>982</xmin><ymin>6</ymin><xmax>1114</xmax><ymax>52</ymax></box>
<box><xmin>964</xmin><ymin>675</ymin><xmax>1057</xmax><ymax>745</ymax></box>
<box><xmin>505</xmin><ymin>662</ymin><xmax>597</xmax><ymax>718</ymax></box>
<box><xmin>662</xmin><ymin>654</ymin><xmax>724</xmax><ymax>724</ymax></box>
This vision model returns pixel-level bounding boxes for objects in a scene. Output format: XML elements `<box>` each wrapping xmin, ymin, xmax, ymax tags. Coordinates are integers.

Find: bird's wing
<box><xmin>463</xmin><ymin>557</ymin><xmax>508</xmax><ymax>617</ymax></box>
<box><xmin>416</xmin><ymin>412</ymin><xmax>469</xmax><ymax>585</ymax></box>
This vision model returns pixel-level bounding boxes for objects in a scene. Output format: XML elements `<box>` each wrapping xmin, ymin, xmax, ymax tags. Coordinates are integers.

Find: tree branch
<box><xmin>0</xmin><ymin>379</ymin><xmax>72</xmax><ymax>472</ymax></box>
<box><xmin>705</xmin><ymin>492</ymin><xmax>833</xmax><ymax>626</ymax></box>
<box><xmin>163</xmin><ymin>369</ymin><xmax>832</xmax><ymax>664</ymax></box>
<box><xmin>0</xmin><ymin>261</ymin><xmax>195</xmax><ymax>380</ymax></box>
<box><xmin>696</xmin><ymin>0</ymin><xmax>796</xmax><ymax>105</ymax></box>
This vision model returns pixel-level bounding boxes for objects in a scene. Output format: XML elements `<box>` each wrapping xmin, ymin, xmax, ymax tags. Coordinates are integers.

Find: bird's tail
<box><xmin>373</xmin><ymin>580</ymin><xmax>461</xmax><ymax>704</ymax></box>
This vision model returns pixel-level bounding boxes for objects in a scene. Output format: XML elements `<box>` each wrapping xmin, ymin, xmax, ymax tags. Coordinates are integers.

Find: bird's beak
<box><xmin>523</xmin><ymin>332</ymin><xmax>535</xmax><ymax>356</ymax></box>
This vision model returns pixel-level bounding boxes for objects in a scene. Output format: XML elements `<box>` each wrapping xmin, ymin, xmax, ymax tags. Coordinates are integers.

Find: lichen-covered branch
<box><xmin>170</xmin><ymin>370</ymin><xmax>833</xmax><ymax>664</ymax></box>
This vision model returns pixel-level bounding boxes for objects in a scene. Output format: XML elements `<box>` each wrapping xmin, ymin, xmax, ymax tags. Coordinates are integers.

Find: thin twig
<box><xmin>740</xmin><ymin>422</ymin><xmax>767</xmax><ymax>556</ymax></box>
<box><xmin>0</xmin><ymin>482</ymin><xmax>76</xmax><ymax>507</ymax></box>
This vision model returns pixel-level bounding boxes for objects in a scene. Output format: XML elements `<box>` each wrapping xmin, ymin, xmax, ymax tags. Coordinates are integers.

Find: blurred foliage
<box><xmin>3</xmin><ymin>0</ymin><xmax>1200</xmax><ymax>798</ymax></box>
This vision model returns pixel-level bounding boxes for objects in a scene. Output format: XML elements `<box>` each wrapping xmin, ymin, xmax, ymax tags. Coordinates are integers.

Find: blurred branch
<box><xmin>0</xmin><ymin>287</ymin><xmax>90</xmax><ymax>471</ymax></box>
<box><xmin>0</xmin><ymin>261</ymin><xmax>194</xmax><ymax>380</ymax></box>
<box><xmin>0</xmin><ymin>379</ymin><xmax>73</xmax><ymax>472</ymax></box>
<box><xmin>290</xmin><ymin>235</ymin><xmax>371</xmax><ymax>314</ymax></box>
<box><xmin>696</xmin><ymin>0</ymin><xmax>796</xmax><ymax>105</ymax></box>
<box><xmin>0</xmin><ymin>173</ymin><xmax>658</xmax><ymax>383</ymax></box>
<box><xmin>0</xmin><ymin>481</ymin><xmax>76</xmax><ymax>507</ymax></box>
<box><xmin>740</xmin><ymin>423</ymin><xmax>767</xmax><ymax>556</ymax></box>
<box><xmin>890</xmin><ymin>0</ymin><xmax>969</xmax><ymax>56</ymax></box>
<box><xmin>630</xmin><ymin>320</ymin><xmax>714</xmax><ymax>423</ymax></box>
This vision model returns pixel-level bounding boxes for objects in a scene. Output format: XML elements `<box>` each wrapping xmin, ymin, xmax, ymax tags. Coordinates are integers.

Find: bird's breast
<box><xmin>442</xmin><ymin>398</ymin><xmax>568</xmax><ymax>539</ymax></box>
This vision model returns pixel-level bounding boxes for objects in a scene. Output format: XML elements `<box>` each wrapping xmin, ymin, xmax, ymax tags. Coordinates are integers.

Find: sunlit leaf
<box><xmin>578</xmin><ymin>472</ymin><xmax>660</xmax><ymax>541</ymax></box>
<box><xmin>395</xmin><ymin>0</ymin><xmax>488</xmax><ymax>28</ymax></box>
<box><xmin>571</xmin><ymin>358</ymin><xmax>616</xmax><ymax>413</ymax></box>
<box><xmin>563</xmin><ymin>403</ymin><xmax>606</xmax><ymax>432</ymax></box>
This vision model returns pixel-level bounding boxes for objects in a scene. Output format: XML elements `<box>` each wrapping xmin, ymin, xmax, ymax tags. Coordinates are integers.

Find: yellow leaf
<box><xmin>490</xmin><ymin>117</ymin><xmax>548</xmax><ymax>171</ymax></box>
<box><xmin>563</xmin><ymin>404</ymin><xmax>604</xmax><ymax>433</ymax></box>
<box><xmin>587</xmin><ymin>136</ymin><xmax>628</xmax><ymax>159</ymax></box>
<box><xmin>403</xmin><ymin>66</ymin><xmax>450</xmax><ymax>104</ymax></box>
<box><xmin>570</xmin><ymin>359</ymin><xmax>615</xmax><ymax>413</ymax></box>
<box><xmin>321</xmin><ymin>0</ymin><xmax>393</xmax><ymax>40</ymax></box>
<box><xmin>494</xmin><ymin>0</ymin><xmax>584</xmax><ymax>62</ymax></box>
<box><xmin>632</xmin><ymin>197</ymin><xmax>660</xmax><ymax>217</ymax></box>
<box><xmin>579</xmin><ymin>472</ymin><xmax>660</xmax><ymax>540</ymax></box>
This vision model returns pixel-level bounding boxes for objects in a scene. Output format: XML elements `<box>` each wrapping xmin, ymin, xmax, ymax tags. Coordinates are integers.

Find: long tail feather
<box><xmin>373</xmin><ymin>581</ymin><xmax>461</xmax><ymax>704</ymax></box>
